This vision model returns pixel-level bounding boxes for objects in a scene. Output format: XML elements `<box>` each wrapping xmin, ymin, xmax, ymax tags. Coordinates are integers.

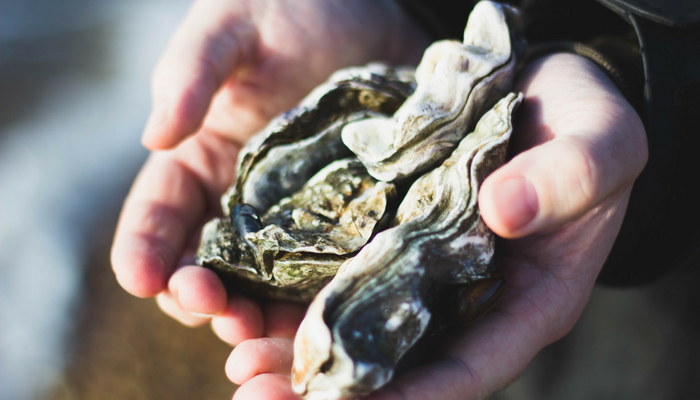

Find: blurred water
<box><xmin>0</xmin><ymin>1</ymin><xmax>190</xmax><ymax>398</ymax></box>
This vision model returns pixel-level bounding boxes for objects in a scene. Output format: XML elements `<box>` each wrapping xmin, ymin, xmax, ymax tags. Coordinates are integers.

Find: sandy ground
<box><xmin>47</xmin><ymin>211</ymin><xmax>235</xmax><ymax>400</ymax></box>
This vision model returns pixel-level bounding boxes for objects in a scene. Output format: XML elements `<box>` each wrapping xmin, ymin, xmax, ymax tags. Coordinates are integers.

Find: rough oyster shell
<box><xmin>198</xmin><ymin>159</ymin><xmax>396</xmax><ymax>302</ymax></box>
<box><xmin>197</xmin><ymin>65</ymin><xmax>414</xmax><ymax>302</ymax></box>
<box><xmin>341</xmin><ymin>1</ymin><xmax>523</xmax><ymax>182</ymax></box>
<box><xmin>225</xmin><ymin>64</ymin><xmax>415</xmax><ymax>215</ymax></box>
<box><xmin>292</xmin><ymin>93</ymin><xmax>523</xmax><ymax>400</ymax></box>
<box><xmin>195</xmin><ymin>2</ymin><xmax>524</xmax><ymax>398</ymax></box>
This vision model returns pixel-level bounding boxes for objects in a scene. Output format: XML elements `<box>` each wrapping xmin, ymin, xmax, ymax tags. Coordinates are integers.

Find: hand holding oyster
<box><xmin>197</xmin><ymin>2</ymin><xmax>523</xmax><ymax>399</ymax></box>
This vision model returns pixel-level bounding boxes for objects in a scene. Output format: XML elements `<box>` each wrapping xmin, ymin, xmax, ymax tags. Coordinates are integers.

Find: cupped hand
<box><xmin>140</xmin><ymin>0</ymin><xmax>430</xmax><ymax>150</ymax></box>
<box><xmin>110</xmin><ymin>0</ymin><xmax>431</xmax><ymax>343</ymax></box>
<box><xmin>225</xmin><ymin>53</ymin><xmax>648</xmax><ymax>399</ymax></box>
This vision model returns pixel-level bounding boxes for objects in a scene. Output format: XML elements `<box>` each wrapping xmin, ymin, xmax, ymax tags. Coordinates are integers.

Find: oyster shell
<box><xmin>292</xmin><ymin>93</ymin><xmax>523</xmax><ymax>400</ymax></box>
<box><xmin>341</xmin><ymin>1</ymin><xmax>523</xmax><ymax>182</ymax></box>
<box><xmin>194</xmin><ymin>1</ymin><xmax>524</xmax><ymax>397</ymax></box>
<box><xmin>197</xmin><ymin>65</ymin><xmax>414</xmax><ymax>302</ymax></box>
<box><xmin>225</xmin><ymin>64</ymin><xmax>415</xmax><ymax>215</ymax></box>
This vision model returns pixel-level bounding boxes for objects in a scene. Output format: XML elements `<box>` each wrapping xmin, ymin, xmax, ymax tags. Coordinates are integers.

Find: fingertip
<box><xmin>115</xmin><ymin>268</ymin><xmax>165</xmax><ymax>298</ymax></box>
<box><xmin>226</xmin><ymin>345</ymin><xmax>252</xmax><ymax>384</ymax></box>
<box><xmin>111</xmin><ymin>238</ymin><xmax>170</xmax><ymax>298</ymax></box>
<box><xmin>141</xmin><ymin>130</ymin><xmax>172</xmax><ymax>151</ymax></box>
<box><xmin>212</xmin><ymin>295</ymin><xmax>265</xmax><ymax>346</ymax></box>
<box><xmin>141</xmin><ymin>99</ymin><xmax>173</xmax><ymax>150</ymax></box>
<box><xmin>156</xmin><ymin>292</ymin><xmax>211</xmax><ymax>327</ymax></box>
<box><xmin>226</xmin><ymin>338</ymin><xmax>293</xmax><ymax>385</ymax></box>
<box><xmin>479</xmin><ymin>174</ymin><xmax>539</xmax><ymax>239</ymax></box>
<box><xmin>226</xmin><ymin>338</ymin><xmax>295</xmax><ymax>384</ymax></box>
<box><xmin>170</xmin><ymin>266</ymin><xmax>227</xmax><ymax>315</ymax></box>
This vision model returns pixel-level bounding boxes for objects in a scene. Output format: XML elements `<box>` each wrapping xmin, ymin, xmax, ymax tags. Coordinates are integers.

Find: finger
<box><xmin>262</xmin><ymin>302</ymin><xmax>307</xmax><ymax>338</ymax></box>
<box><xmin>156</xmin><ymin>290</ymin><xmax>210</xmax><ymax>327</ymax></box>
<box><xmin>169</xmin><ymin>265</ymin><xmax>227</xmax><ymax>316</ymax></box>
<box><xmin>226</xmin><ymin>338</ymin><xmax>294</xmax><ymax>384</ymax></box>
<box><xmin>480</xmin><ymin>137</ymin><xmax>629</xmax><ymax>238</ymax></box>
<box><xmin>111</xmin><ymin>155</ymin><xmax>206</xmax><ymax>297</ymax></box>
<box><xmin>111</xmin><ymin>132</ymin><xmax>239</xmax><ymax>298</ymax></box>
<box><xmin>233</xmin><ymin>374</ymin><xmax>301</xmax><ymax>400</ymax></box>
<box><xmin>142</xmin><ymin>0</ymin><xmax>256</xmax><ymax>149</ymax></box>
<box><xmin>211</xmin><ymin>294</ymin><xmax>265</xmax><ymax>346</ymax></box>
<box><xmin>479</xmin><ymin>53</ymin><xmax>647</xmax><ymax>238</ymax></box>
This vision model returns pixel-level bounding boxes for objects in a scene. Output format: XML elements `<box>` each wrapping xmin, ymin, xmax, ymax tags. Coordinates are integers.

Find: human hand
<box><xmin>138</xmin><ymin>0</ymin><xmax>430</xmax><ymax>150</ymax></box>
<box><xmin>224</xmin><ymin>53</ymin><xmax>648</xmax><ymax>399</ymax></box>
<box><xmin>110</xmin><ymin>0</ymin><xmax>431</xmax><ymax>343</ymax></box>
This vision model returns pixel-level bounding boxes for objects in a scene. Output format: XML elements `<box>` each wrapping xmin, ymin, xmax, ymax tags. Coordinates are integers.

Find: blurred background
<box><xmin>1</xmin><ymin>1</ymin><xmax>699</xmax><ymax>400</ymax></box>
<box><xmin>0</xmin><ymin>1</ymin><xmax>233</xmax><ymax>399</ymax></box>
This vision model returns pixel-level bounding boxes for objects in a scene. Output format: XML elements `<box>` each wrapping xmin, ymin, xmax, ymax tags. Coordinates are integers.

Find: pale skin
<box><xmin>111</xmin><ymin>1</ymin><xmax>648</xmax><ymax>399</ymax></box>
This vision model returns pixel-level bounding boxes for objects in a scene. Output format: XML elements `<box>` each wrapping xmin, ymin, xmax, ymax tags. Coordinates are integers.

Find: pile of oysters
<box><xmin>196</xmin><ymin>2</ymin><xmax>524</xmax><ymax>399</ymax></box>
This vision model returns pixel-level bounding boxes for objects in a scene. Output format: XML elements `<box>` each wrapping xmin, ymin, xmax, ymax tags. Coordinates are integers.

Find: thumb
<box><xmin>142</xmin><ymin>1</ymin><xmax>256</xmax><ymax>150</ymax></box>
<box><xmin>478</xmin><ymin>53</ymin><xmax>648</xmax><ymax>239</ymax></box>
<box><xmin>479</xmin><ymin>131</ymin><xmax>646</xmax><ymax>238</ymax></box>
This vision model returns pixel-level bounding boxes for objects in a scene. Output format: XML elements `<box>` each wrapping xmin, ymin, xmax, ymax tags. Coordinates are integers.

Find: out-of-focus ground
<box><xmin>491</xmin><ymin>264</ymin><xmax>700</xmax><ymax>400</ymax></box>
<box><xmin>0</xmin><ymin>1</ymin><xmax>233</xmax><ymax>399</ymax></box>
<box><xmin>48</xmin><ymin>208</ymin><xmax>233</xmax><ymax>400</ymax></box>
<box><xmin>1</xmin><ymin>1</ymin><xmax>700</xmax><ymax>400</ymax></box>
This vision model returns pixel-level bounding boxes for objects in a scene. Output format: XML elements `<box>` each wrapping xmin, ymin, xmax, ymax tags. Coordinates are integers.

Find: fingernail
<box><xmin>491</xmin><ymin>176</ymin><xmax>538</xmax><ymax>232</ymax></box>
<box><xmin>180</xmin><ymin>298</ymin><xmax>218</xmax><ymax>318</ymax></box>
<box><xmin>142</xmin><ymin>100</ymin><xmax>169</xmax><ymax>144</ymax></box>
<box><xmin>176</xmin><ymin>292</ymin><xmax>218</xmax><ymax>318</ymax></box>
<box><xmin>191</xmin><ymin>311</ymin><xmax>217</xmax><ymax>318</ymax></box>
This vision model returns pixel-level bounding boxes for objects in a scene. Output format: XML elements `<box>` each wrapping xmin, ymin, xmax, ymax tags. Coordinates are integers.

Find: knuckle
<box><xmin>194</xmin><ymin>53</ymin><xmax>225</xmax><ymax>91</ymax></box>
<box><xmin>623</xmin><ymin>110</ymin><xmax>649</xmax><ymax>176</ymax></box>
<box><xmin>557</xmin><ymin>139</ymin><xmax>599</xmax><ymax>210</ymax></box>
<box><xmin>595</xmin><ymin>100</ymin><xmax>649</xmax><ymax>183</ymax></box>
<box><xmin>128</xmin><ymin>202</ymin><xmax>188</xmax><ymax>245</ymax></box>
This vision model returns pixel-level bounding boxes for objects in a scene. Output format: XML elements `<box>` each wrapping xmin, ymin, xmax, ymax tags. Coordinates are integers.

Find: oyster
<box><xmin>197</xmin><ymin>64</ymin><xmax>415</xmax><ymax>302</ymax></box>
<box><xmin>292</xmin><ymin>93</ymin><xmax>522</xmax><ymax>400</ymax></box>
<box><xmin>341</xmin><ymin>1</ymin><xmax>523</xmax><ymax>182</ymax></box>
<box><xmin>225</xmin><ymin>64</ymin><xmax>415</xmax><ymax>215</ymax></box>
<box><xmin>195</xmin><ymin>1</ymin><xmax>524</xmax><ymax>398</ymax></box>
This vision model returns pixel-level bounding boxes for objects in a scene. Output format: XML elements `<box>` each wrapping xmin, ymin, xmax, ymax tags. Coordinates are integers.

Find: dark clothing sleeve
<box><xmin>396</xmin><ymin>0</ymin><xmax>700</xmax><ymax>286</ymax></box>
<box><xmin>398</xmin><ymin>0</ymin><xmax>644</xmax><ymax>109</ymax></box>
<box><xmin>398</xmin><ymin>0</ymin><xmax>629</xmax><ymax>41</ymax></box>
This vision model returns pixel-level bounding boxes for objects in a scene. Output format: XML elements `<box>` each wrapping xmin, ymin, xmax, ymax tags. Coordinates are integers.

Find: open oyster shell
<box><xmin>292</xmin><ymin>93</ymin><xmax>522</xmax><ymax>400</ymax></box>
<box><xmin>225</xmin><ymin>64</ymin><xmax>415</xmax><ymax>215</ymax></box>
<box><xmin>197</xmin><ymin>65</ymin><xmax>415</xmax><ymax>302</ymax></box>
